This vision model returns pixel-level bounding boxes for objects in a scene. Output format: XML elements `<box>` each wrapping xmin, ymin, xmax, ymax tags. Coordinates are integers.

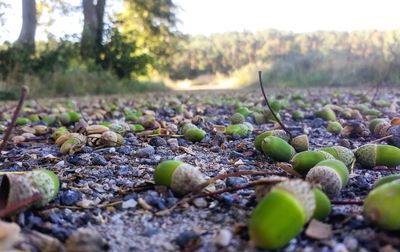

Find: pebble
<box><xmin>167</xmin><ymin>138</ymin><xmax>179</xmax><ymax>150</ymax></box>
<box><xmin>225</xmin><ymin>177</ymin><xmax>248</xmax><ymax>187</ymax></box>
<box><xmin>193</xmin><ymin>197</ymin><xmax>208</xmax><ymax>208</ymax></box>
<box><xmin>60</xmin><ymin>190</ymin><xmax>83</xmax><ymax>206</ymax></box>
<box><xmin>122</xmin><ymin>199</ymin><xmax>138</xmax><ymax>209</ymax></box>
<box><xmin>55</xmin><ymin>160</ymin><xmax>65</xmax><ymax>169</ymax></box>
<box><xmin>92</xmin><ymin>154</ymin><xmax>108</xmax><ymax>166</ymax></box>
<box><xmin>343</xmin><ymin>237</ymin><xmax>358</xmax><ymax>251</ymax></box>
<box><xmin>117</xmin><ymin>166</ymin><xmax>130</xmax><ymax>176</ymax></box>
<box><xmin>136</xmin><ymin>146</ymin><xmax>155</xmax><ymax>158</ymax></box>
<box><xmin>67</xmin><ymin>156</ymin><xmax>86</xmax><ymax>166</ymax></box>
<box><xmin>214</xmin><ymin>229</ymin><xmax>232</xmax><ymax>247</ymax></box>
<box><xmin>117</xmin><ymin>146</ymin><xmax>131</xmax><ymax>155</ymax></box>
<box><xmin>175</xmin><ymin>230</ymin><xmax>200</xmax><ymax>248</ymax></box>
<box><xmin>149</xmin><ymin>137</ymin><xmax>167</xmax><ymax>147</ymax></box>
<box><xmin>334</xmin><ymin>243</ymin><xmax>349</xmax><ymax>252</ymax></box>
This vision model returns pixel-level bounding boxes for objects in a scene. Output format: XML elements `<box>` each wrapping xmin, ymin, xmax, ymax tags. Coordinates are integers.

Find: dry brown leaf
<box><xmin>0</xmin><ymin>220</ymin><xmax>22</xmax><ymax>251</ymax></box>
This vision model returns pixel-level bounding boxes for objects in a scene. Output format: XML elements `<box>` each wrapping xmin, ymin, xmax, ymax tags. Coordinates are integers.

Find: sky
<box><xmin>1</xmin><ymin>0</ymin><xmax>400</xmax><ymax>42</ymax></box>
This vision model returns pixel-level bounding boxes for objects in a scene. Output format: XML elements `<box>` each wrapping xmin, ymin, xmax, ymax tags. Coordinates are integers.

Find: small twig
<box><xmin>0</xmin><ymin>86</ymin><xmax>29</xmax><ymax>153</ymax></box>
<box><xmin>331</xmin><ymin>199</ymin><xmax>364</xmax><ymax>205</ymax></box>
<box><xmin>258</xmin><ymin>71</ymin><xmax>293</xmax><ymax>141</ymax></box>
<box><xmin>368</xmin><ymin>134</ymin><xmax>393</xmax><ymax>144</ymax></box>
<box><xmin>0</xmin><ymin>193</ymin><xmax>42</xmax><ymax>217</ymax></box>
<box><xmin>0</xmin><ymin>171</ymin><xmax>26</xmax><ymax>176</ymax></box>
<box><xmin>201</xmin><ymin>178</ymin><xmax>287</xmax><ymax>197</ymax></box>
<box><xmin>275</xmin><ymin>162</ymin><xmax>302</xmax><ymax>178</ymax></box>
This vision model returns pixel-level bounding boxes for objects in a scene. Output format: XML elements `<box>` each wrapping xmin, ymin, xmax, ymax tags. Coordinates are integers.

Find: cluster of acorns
<box><xmin>152</xmin><ymin>123</ymin><xmax>400</xmax><ymax>249</ymax></box>
<box><xmin>52</xmin><ymin>123</ymin><xmax>126</xmax><ymax>154</ymax></box>
<box><xmin>0</xmin><ymin>169</ymin><xmax>60</xmax><ymax>215</ymax></box>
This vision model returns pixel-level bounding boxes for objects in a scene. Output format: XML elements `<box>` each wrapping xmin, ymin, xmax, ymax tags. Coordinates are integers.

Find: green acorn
<box><xmin>291</xmin><ymin>150</ymin><xmax>335</xmax><ymax>176</ymax></box>
<box><xmin>326</xmin><ymin>121</ymin><xmax>343</xmax><ymax>135</ymax></box>
<box><xmin>363</xmin><ymin>180</ymin><xmax>400</xmax><ymax>230</ymax></box>
<box><xmin>28</xmin><ymin>114</ymin><xmax>40</xmax><ymax>122</ymax></box>
<box><xmin>25</xmin><ymin>169</ymin><xmax>60</xmax><ymax>207</ymax></box>
<box><xmin>181</xmin><ymin>123</ymin><xmax>198</xmax><ymax>134</ymax></box>
<box><xmin>67</xmin><ymin>111</ymin><xmax>81</xmax><ymax>124</ymax></box>
<box><xmin>315</xmin><ymin>107</ymin><xmax>336</xmax><ymax>121</ymax></box>
<box><xmin>226</xmin><ymin>124</ymin><xmax>249</xmax><ymax>137</ymax></box>
<box><xmin>313</xmin><ymin>188</ymin><xmax>331</xmax><ymax>220</ymax></box>
<box><xmin>320</xmin><ymin>146</ymin><xmax>355</xmax><ymax>169</ymax></box>
<box><xmin>373</xmin><ymin>174</ymin><xmax>400</xmax><ymax>189</ymax></box>
<box><xmin>249</xmin><ymin>180</ymin><xmax>315</xmax><ymax>249</ymax></box>
<box><xmin>354</xmin><ymin>144</ymin><xmax>400</xmax><ymax>168</ymax></box>
<box><xmin>184</xmin><ymin>128</ymin><xmax>207</xmax><ymax>142</ymax></box>
<box><xmin>42</xmin><ymin>115</ymin><xmax>57</xmax><ymax>126</ymax></box>
<box><xmin>130</xmin><ymin>124</ymin><xmax>145</xmax><ymax>132</ymax></box>
<box><xmin>290</xmin><ymin>134</ymin><xmax>309</xmax><ymax>152</ymax></box>
<box><xmin>153</xmin><ymin>160</ymin><xmax>206</xmax><ymax>195</ymax></box>
<box><xmin>306</xmin><ymin>159</ymin><xmax>349</xmax><ymax>197</ymax></box>
<box><xmin>230</xmin><ymin>113</ymin><xmax>245</xmax><ymax>124</ymax></box>
<box><xmin>368</xmin><ymin>118</ymin><xmax>388</xmax><ymax>133</ymax></box>
<box><xmin>58</xmin><ymin>112</ymin><xmax>71</xmax><ymax>125</ymax></box>
<box><xmin>291</xmin><ymin>110</ymin><xmax>304</xmax><ymax>120</ymax></box>
<box><xmin>236</xmin><ymin>107</ymin><xmax>251</xmax><ymax>117</ymax></box>
<box><xmin>16</xmin><ymin>117</ymin><xmax>30</xmax><ymax>126</ymax></box>
<box><xmin>261</xmin><ymin>136</ymin><xmax>296</xmax><ymax>162</ymax></box>
<box><xmin>51</xmin><ymin>127</ymin><xmax>69</xmax><ymax>141</ymax></box>
<box><xmin>254</xmin><ymin>130</ymin><xmax>290</xmax><ymax>151</ymax></box>
<box><xmin>253</xmin><ymin>112</ymin><xmax>267</xmax><ymax>125</ymax></box>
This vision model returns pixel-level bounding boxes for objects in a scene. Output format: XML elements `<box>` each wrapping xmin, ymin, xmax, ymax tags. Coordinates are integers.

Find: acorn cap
<box><xmin>254</xmin><ymin>130</ymin><xmax>289</xmax><ymax>151</ymax></box>
<box><xmin>321</xmin><ymin>146</ymin><xmax>355</xmax><ymax>169</ymax></box>
<box><xmin>153</xmin><ymin>160</ymin><xmax>184</xmax><ymax>186</ymax></box>
<box><xmin>184</xmin><ymin>128</ymin><xmax>206</xmax><ymax>142</ymax></box>
<box><xmin>290</xmin><ymin>134</ymin><xmax>309</xmax><ymax>152</ymax></box>
<box><xmin>291</xmin><ymin>150</ymin><xmax>335</xmax><ymax>176</ymax></box>
<box><xmin>312</xmin><ymin>188</ymin><xmax>331</xmax><ymax>220</ymax></box>
<box><xmin>59</xmin><ymin>112</ymin><xmax>71</xmax><ymax>125</ymax></box>
<box><xmin>368</xmin><ymin>118</ymin><xmax>388</xmax><ymax>132</ymax></box>
<box><xmin>354</xmin><ymin>144</ymin><xmax>377</xmax><ymax>167</ymax></box>
<box><xmin>373</xmin><ymin>174</ymin><xmax>400</xmax><ymax>189</ymax></box>
<box><xmin>249</xmin><ymin>180</ymin><xmax>315</xmax><ymax>249</ymax></box>
<box><xmin>26</xmin><ymin>169</ymin><xmax>60</xmax><ymax>207</ymax></box>
<box><xmin>0</xmin><ymin>174</ymin><xmax>38</xmax><ymax>214</ymax></box>
<box><xmin>374</xmin><ymin>122</ymin><xmax>390</xmax><ymax>137</ymax></box>
<box><xmin>170</xmin><ymin>163</ymin><xmax>206</xmax><ymax>195</ymax></box>
<box><xmin>261</xmin><ymin>136</ymin><xmax>296</xmax><ymax>162</ymax></box>
<box><xmin>363</xmin><ymin>180</ymin><xmax>400</xmax><ymax>230</ymax></box>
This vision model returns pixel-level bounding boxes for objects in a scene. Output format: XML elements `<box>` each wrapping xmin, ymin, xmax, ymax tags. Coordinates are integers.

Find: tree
<box><xmin>81</xmin><ymin>0</ymin><xmax>106</xmax><ymax>61</ymax></box>
<box><xmin>16</xmin><ymin>0</ymin><xmax>37</xmax><ymax>52</ymax></box>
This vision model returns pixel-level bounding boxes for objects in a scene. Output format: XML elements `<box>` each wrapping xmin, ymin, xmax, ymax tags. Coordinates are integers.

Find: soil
<box><xmin>0</xmin><ymin>88</ymin><xmax>399</xmax><ymax>252</ymax></box>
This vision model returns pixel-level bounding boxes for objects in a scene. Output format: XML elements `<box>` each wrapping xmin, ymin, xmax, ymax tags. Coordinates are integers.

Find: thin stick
<box><xmin>201</xmin><ymin>178</ymin><xmax>287</xmax><ymax>197</ymax></box>
<box><xmin>368</xmin><ymin>134</ymin><xmax>393</xmax><ymax>144</ymax></box>
<box><xmin>0</xmin><ymin>86</ymin><xmax>29</xmax><ymax>152</ymax></box>
<box><xmin>0</xmin><ymin>171</ymin><xmax>26</xmax><ymax>176</ymax></box>
<box><xmin>258</xmin><ymin>71</ymin><xmax>293</xmax><ymax>141</ymax></box>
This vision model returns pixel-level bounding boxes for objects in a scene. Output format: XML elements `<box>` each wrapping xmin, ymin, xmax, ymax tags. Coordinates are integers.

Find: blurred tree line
<box><xmin>0</xmin><ymin>0</ymin><xmax>179</xmax><ymax>97</ymax></box>
<box><xmin>168</xmin><ymin>30</ymin><xmax>400</xmax><ymax>87</ymax></box>
<box><xmin>1</xmin><ymin>0</ymin><xmax>400</xmax><ymax>98</ymax></box>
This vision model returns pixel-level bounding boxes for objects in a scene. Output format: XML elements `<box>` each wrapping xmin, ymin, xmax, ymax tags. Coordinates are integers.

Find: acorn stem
<box><xmin>368</xmin><ymin>134</ymin><xmax>393</xmax><ymax>144</ymax></box>
<box><xmin>258</xmin><ymin>71</ymin><xmax>293</xmax><ymax>141</ymax></box>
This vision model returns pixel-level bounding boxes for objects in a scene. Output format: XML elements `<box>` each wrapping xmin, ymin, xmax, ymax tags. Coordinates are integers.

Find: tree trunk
<box><xmin>16</xmin><ymin>0</ymin><xmax>36</xmax><ymax>52</ymax></box>
<box><xmin>81</xmin><ymin>0</ymin><xmax>106</xmax><ymax>61</ymax></box>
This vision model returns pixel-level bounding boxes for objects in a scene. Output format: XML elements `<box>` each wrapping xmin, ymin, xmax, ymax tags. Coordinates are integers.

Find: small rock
<box><xmin>343</xmin><ymin>237</ymin><xmax>358</xmax><ymax>251</ymax></box>
<box><xmin>65</xmin><ymin>227</ymin><xmax>109</xmax><ymax>252</ymax></box>
<box><xmin>117</xmin><ymin>166</ymin><xmax>130</xmax><ymax>176</ymax></box>
<box><xmin>225</xmin><ymin>177</ymin><xmax>248</xmax><ymax>187</ymax></box>
<box><xmin>60</xmin><ymin>190</ymin><xmax>82</xmax><ymax>206</ymax></box>
<box><xmin>214</xmin><ymin>229</ymin><xmax>232</xmax><ymax>247</ymax></box>
<box><xmin>122</xmin><ymin>199</ymin><xmax>137</xmax><ymax>209</ymax></box>
<box><xmin>55</xmin><ymin>160</ymin><xmax>65</xmax><ymax>169</ymax></box>
<box><xmin>117</xmin><ymin>146</ymin><xmax>131</xmax><ymax>155</ymax></box>
<box><xmin>167</xmin><ymin>138</ymin><xmax>179</xmax><ymax>150</ymax></box>
<box><xmin>193</xmin><ymin>197</ymin><xmax>208</xmax><ymax>208</ymax></box>
<box><xmin>334</xmin><ymin>243</ymin><xmax>349</xmax><ymax>252</ymax></box>
<box><xmin>175</xmin><ymin>230</ymin><xmax>200</xmax><ymax>248</ymax></box>
<box><xmin>92</xmin><ymin>154</ymin><xmax>108</xmax><ymax>166</ymax></box>
<box><xmin>136</xmin><ymin>146</ymin><xmax>155</xmax><ymax>158</ymax></box>
<box><xmin>149</xmin><ymin>137</ymin><xmax>167</xmax><ymax>147</ymax></box>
